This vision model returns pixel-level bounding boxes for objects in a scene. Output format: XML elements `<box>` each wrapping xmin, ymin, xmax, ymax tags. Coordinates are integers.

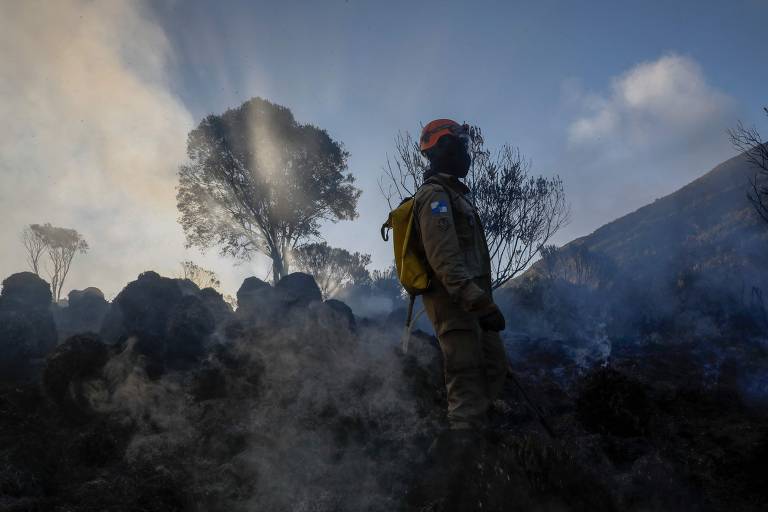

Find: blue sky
<box><xmin>151</xmin><ymin>0</ymin><xmax>767</xmax><ymax>264</ymax></box>
<box><xmin>1</xmin><ymin>0</ymin><xmax>766</xmax><ymax>297</ymax></box>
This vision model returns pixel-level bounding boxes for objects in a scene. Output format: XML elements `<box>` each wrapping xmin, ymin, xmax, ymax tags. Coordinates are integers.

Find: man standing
<box><xmin>414</xmin><ymin>119</ymin><xmax>508</xmax><ymax>432</ymax></box>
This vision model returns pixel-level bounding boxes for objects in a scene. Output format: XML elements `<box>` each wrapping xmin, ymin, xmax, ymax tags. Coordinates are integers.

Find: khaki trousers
<box><xmin>437</xmin><ymin>327</ymin><xmax>507</xmax><ymax>429</ymax></box>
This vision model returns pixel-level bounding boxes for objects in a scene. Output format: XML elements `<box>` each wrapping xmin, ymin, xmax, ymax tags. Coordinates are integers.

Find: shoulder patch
<box><xmin>430</xmin><ymin>200</ymin><xmax>449</xmax><ymax>214</ymax></box>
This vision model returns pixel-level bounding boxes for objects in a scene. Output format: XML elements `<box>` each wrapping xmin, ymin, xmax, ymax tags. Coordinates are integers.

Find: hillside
<box><xmin>520</xmin><ymin>152</ymin><xmax>768</xmax><ymax>289</ymax></box>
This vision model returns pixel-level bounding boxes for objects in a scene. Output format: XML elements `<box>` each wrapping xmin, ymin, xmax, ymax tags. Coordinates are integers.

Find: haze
<box><xmin>1</xmin><ymin>0</ymin><xmax>766</xmax><ymax>298</ymax></box>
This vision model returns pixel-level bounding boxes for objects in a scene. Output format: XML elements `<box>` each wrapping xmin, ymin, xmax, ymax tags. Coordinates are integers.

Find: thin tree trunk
<box><xmin>272</xmin><ymin>254</ymin><xmax>285</xmax><ymax>285</ymax></box>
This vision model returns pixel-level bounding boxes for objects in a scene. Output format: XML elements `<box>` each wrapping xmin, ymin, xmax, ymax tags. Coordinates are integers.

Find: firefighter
<box><xmin>414</xmin><ymin>119</ymin><xmax>508</xmax><ymax>431</ymax></box>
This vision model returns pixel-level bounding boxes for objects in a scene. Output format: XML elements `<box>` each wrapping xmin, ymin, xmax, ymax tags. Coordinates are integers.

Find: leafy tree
<box><xmin>380</xmin><ymin>127</ymin><xmax>568</xmax><ymax>289</ymax></box>
<box><xmin>179</xmin><ymin>260</ymin><xmax>221</xmax><ymax>290</ymax></box>
<box><xmin>20</xmin><ymin>225</ymin><xmax>47</xmax><ymax>275</ymax></box>
<box><xmin>729</xmin><ymin>106</ymin><xmax>768</xmax><ymax>225</ymax></box>
<box><xmin>177</xmin><ymin>97</ymin><xmax>360</xmax><ymax>284</ymax></box>
<box><xmin>292</xmin><ymin>242</ymin><xmax>371</xmax><ymax>299</ymax></box>
<box><xmin>21</xmin><ymin>223</ymin><xmax>88</xmax><ymax>301</ymax></box>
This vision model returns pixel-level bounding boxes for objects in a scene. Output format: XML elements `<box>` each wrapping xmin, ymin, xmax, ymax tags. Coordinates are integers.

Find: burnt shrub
<box><xmin>43</xmin><ymin>333</ymin><xmax>109</xmax><ymax>417</ymax></box>
<box><xmin>577</xmin><ymin>367</ymin><xmax>652</xmax><ymax>437</ymax></box>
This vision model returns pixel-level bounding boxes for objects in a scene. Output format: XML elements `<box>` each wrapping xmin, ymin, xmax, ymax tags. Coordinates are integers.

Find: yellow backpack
<box><xmin>380</xmin><ymin>196</ymin><xmax>430</xmax><ymax>296</ymax></box>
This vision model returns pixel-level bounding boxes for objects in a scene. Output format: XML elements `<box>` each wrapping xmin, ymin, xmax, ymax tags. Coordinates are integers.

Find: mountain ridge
<box><xmin>517</xmin><ymin>151</ymin><xmax>768</xmax><ymax>288</ymax></box>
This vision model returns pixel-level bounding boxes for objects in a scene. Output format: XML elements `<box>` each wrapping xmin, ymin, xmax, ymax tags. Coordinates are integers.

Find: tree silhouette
<box><xmin>729</xmin><ymin>106</ymin><xmax>768</xmax><ymax>225</ymax></box>
<box><xmin>20</xmin><ymin>225</ymin><xmax>47</xmax><ymax>275</ymax></box>
<box><xmin>21</xmin><ymin>223</ymin><xmax>89</xmax><ymax>301</ymax></box>
<box><xmin>177</xmin><ymin>97</ymin><xmax>360</xmax><ymax>283</ymax></box>
<box><xmin>292</xmin><ymin>242</ymin><xmax>371</xmax><ymax>299</ymax></box>
<box><xmin>179</xmin><ymin>260</ymin><xmax>221</xmax><ymax>290</ymax></box>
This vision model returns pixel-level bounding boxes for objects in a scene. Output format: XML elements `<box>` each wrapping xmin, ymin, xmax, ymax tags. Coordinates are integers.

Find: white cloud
<box><xmin>0</xmin><ymin>1</ymin><xmax>260</xmax><ymax>298</ymax></box>
<box><xmin>567</xmin><ymin>54</ymin><xmax>733</xmax><ymax>153</ymax></box>
<box><xmin>557</xmin><ymin>54</ymin><xmax>739</xmax><ymax>241</ymax></box>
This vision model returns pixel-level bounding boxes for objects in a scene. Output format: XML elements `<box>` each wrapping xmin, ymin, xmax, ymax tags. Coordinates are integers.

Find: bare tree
<box><xmin>179</xmin><ymin>260</ymin><xmax>221</xmax><ymax>290</ymax></box>
<box><xmin>539</xmin><ymin>243</ymin><xmax>615</xmax><ymax>288</ymax></box>
<box><xmin>177</xmin><ymin>97</ymin><xmax>360</xmax><ymax>284</ymax></box>
<box><xmin>369</xmin><ymin>264</ymin><xmax>408</xmax><ymax>302</ymax></box>
<box><xmin>292</xmin><ymin>242</ymin><xmax>371</xmax><ymax>299</ymax></box>
<box><xmin>379</xmin><ymin>126</ymin><xmax>569</xmax><ymax>289</ymax></box>
<box><xmin>20</xmin><ymin>225</ymin><xmax>47</xmax><ymax>275</ymax></box>
<box><xmin>29</xmin><ymin>223</ymin><xmax>89</xmax><ymax>301</ymax></box>
<box><xmin>474</xmin><ymin>144</ymin><xmax>569</xmax><ymax>288</ymax></box>
<box><xmin>729</xmin><ymin>106</ymin><xmax>768</xmax><ymax>224</ymax></box>
<box><xmin>379</xmin><ymin>131</ymin><xmax>428</xmax><ymax>209</ymax></box>
<box><xmin>539</xmin><ymin>244</ymin><xmax>561</xmax><ymax>282</ymax></box>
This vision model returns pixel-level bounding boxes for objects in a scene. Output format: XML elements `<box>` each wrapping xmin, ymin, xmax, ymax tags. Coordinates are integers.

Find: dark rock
<box><xmin>0</xmin><ymin>271</ymin><xmax>52</xmax><ymax>310</ymax></box>
<box><xmin>43</xmin><ymin>333</ymin><xmax>109</xmax><ymax>416</ymax></box>
<box><xmin>323</xmin><ymin>299</ymin><xmax>356</xmax><ymax>330</ymax></box>
<box><xmin>98</xmin><ymin>271</ymin><xmax>218</xmax><ymax>373</ymax></box>
<box><xmin>0</xmin><ymin>273</ymin><xmax>57</xmax><ymax>381</ymax></box>
<box><xmin>275</xmin><ymin>272</ymin><xmax>322</xmax><ymax>308</ymax></box>
<box><xmin>68</xmin><ymin>287</ymin><xmax>107</xmax><ymax>312</ymax></box>
<box><xmin>236</xmin><ymin>277</ymin><xmax>272</xmax><ymax>312</ymax></box>
<box><xmin>98</xmin><ymin>303</ymin><xmax>124</xmax><ymax>345</ymax></box>
<box><xmin>5</xmin><ymin>268</ymin><xmax>768</xmax><ymax>511</ymax></box>
<box><xmin>233</xmin><ymin>278</ymin><xmax>275</xmax><ymax>333</ymax></box>
<box><xmin>104</xmin><ymin>271</ymin><xmax>183</xmax><ymax>343</ymax></box>
<box><xmin>175</xmin><ymin>278</ymin><xmax>201</xmax><ymax>296</ymax></box>
<box><xmin>165</xmin><ymin>294</ymin><xmax>215</xmax><ymax>366</ymax></box>
<box><xmin>55</xmin><ymin>287</ymin><xmax>110</xmax><ymax>340</ymax></box>
<box><xmin>199</xmin><ymin>287</ymin><xmax>234</xmax><ymax>325</ymax></box>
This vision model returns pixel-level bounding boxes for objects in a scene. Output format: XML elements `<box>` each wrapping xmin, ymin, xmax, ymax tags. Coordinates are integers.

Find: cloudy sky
<box><xmin>1</xmin><ymin>0</ymin><xmax>766</xmax><ymax>298</ymax></box>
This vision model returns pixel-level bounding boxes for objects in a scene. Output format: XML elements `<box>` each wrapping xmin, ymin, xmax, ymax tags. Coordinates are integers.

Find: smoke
<box><xmin>0</xmin><ymin>0</ymin><xmax>246</xmax><ymax>298</ymax></box>
<box><xmin>81</xmin><ymin>300</ymin><xmax>437</xmax><ymax>511</ymax></box>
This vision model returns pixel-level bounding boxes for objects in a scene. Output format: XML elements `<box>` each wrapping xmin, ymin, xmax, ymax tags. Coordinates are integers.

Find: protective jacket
<box><xmin>413</xmin><ymin>172</ymin><xmax>506</xmax><ymax>430</ymax></box>
<box><xmin>413</xmin><ymin>173</ymin><xmax>493</xmax><ymax>335</ymax></box>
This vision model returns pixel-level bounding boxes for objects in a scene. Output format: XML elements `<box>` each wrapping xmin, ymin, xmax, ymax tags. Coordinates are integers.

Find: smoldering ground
<box><xmin>86</xmin><ymin>326</ymin><xmax>429</xmax><ymax>512</ymax></box>
<box><xmin>3</xmin><ymin>265</ymin><xmax>768</xmax><ymax>511</ymax></box>
<box><xmin>0</xmin><ymin>270</ymin><xmax>451</xmax><ymax>511</ymax></box>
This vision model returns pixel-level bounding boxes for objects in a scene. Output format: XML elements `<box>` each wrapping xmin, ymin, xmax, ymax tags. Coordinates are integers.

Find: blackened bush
<box><xmin>165</xmin><ymin>294</ymin><xmax>215</xmax><ymax>365</ymax></box>
<box><xmin>577</xmin><ymin>367</ymin><xmax>652</xmax><ymax>437</ymax></box>
<box><xmin>43</xmin><ymin>333</ymin><xmax>109</xmax><ymax>416</ymax></box>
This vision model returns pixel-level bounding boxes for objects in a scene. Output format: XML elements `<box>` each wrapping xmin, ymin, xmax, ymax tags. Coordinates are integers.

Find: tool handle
<box><xmin>507</xmin><ymin>363</ymin><xmax>557</xmax><ymax>439</ymax></box>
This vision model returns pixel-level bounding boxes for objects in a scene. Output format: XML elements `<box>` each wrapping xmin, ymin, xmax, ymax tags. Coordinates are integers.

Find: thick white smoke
<box><xmin>0</xmin><ymin>0</ymin><xmax>205</xmax><ymax>298</ymax></box>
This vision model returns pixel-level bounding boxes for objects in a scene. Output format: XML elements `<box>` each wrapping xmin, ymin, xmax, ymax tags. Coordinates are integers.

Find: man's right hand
<box><xmin>477</xmin><ymin>302</ymin><xmax>506</xmax><ymax>332</ymax></box>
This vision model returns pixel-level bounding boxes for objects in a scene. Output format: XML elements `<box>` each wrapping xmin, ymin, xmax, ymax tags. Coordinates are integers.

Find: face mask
<box><xmin>456</xmin><ymin>136</ymin><xmax>471</xmax><ymax>177</ymax></box>
<box><xmin>429</xmin><ymin>135</ymin><xmax>471</xmax><ymax>178</ymax></box>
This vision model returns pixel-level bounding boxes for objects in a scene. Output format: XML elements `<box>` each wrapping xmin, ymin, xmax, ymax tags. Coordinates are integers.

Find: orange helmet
<box><xmin>419</xmin><ymin>119</ymin><xmax>470</xmax><ymax>153</ymax></box>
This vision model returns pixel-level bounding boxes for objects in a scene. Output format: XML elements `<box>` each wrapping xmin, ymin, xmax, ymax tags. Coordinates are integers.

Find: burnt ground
<box><xmin>1</xmin><ymin>271</ymin><xmax>767</xmax><ymax>511</ymax></box>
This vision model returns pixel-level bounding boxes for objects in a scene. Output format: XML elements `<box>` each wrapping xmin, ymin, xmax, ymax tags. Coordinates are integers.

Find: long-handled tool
<box><xmin>506</xmin><ymin>363</ymin><xmax>557</xmax><ymax>439</ymax></box>
<box><xmin>401</xmin><ymin>294</ymin><xmax>426</xmax><ymax>353</ymax></box>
